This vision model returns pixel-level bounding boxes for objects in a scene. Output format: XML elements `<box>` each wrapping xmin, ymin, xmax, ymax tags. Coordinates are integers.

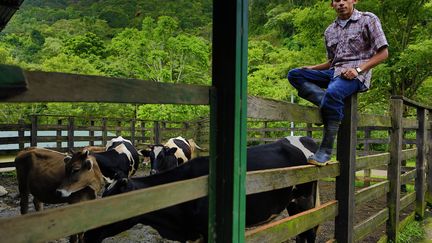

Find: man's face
<box><xmin>331</xmin><ymin>0</ymin><xmax>357</xmax><ymax>19</ymax></box>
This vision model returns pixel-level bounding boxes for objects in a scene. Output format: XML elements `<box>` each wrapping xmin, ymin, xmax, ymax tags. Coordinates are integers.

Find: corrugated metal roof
<box><xmin>0</xmin><ymin>0</ymin><xmax>25</xmax><ymax>32</ymax></box>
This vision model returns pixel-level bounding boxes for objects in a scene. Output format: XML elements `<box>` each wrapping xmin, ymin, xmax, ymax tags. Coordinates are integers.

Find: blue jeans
<box><xmin>287</xmin><ymin>68</ymin><xmax>365</xmax><ymax>121</ymax></box>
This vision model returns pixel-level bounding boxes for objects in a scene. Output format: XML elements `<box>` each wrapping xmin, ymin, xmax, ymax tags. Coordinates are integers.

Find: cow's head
<box><xmin>141</xmin><ymin>145</ymin><xmax>178</xmax><ymax>175</ymax></box>
<box><xmin>102</xmin><ymin>177</ymin><xmax>134</xmax><ymax>197</ymax></box>
<box><xmin>56</xmin><ymin>150</ymin><xmax>104</xmax><ymax>198</ymax></box>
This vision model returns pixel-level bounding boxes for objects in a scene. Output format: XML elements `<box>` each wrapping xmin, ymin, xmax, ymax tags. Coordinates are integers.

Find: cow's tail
<box><xmin>315</xmin><ymin>180</ymin><xmax>321</xmax><ymax>207</ymax></box>
<box><xmin>188</xmin><ymin>139</ymin><xmax>204</xmax><ymax>151</ymax></box>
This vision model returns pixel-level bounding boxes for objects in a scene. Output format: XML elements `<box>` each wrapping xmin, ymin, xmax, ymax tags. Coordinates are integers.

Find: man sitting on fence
<box><xmin>287</xmin><ymin>0</ymin><xmax>388</xmax><ymax>166</ymax></box>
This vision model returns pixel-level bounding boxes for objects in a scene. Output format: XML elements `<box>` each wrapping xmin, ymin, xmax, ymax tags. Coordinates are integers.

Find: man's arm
<box><xmin>302</xmin><ymin>61</ymin><xmax>332</xmax><ymax>70</ymax></box>
<box><xmin>342</xmin><ymin>47</ymin><xmax>389</xmax><ymax>80</ymax></box>
<box><xmin>358</xmin><ymin>47</ymin><xmax>389</xmax><ymax>72</ymax></box>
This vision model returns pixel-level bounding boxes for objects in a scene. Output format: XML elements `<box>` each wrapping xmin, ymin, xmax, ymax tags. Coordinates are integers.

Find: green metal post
<box><xmin>209</xmin><ymin>0</ymin><xmax>248</xmax><ymax>242</ymax></box>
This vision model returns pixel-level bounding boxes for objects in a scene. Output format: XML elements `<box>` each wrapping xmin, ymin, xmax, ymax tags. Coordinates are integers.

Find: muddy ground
<box><xmin>0</xmin><ymin>170</ymin><xmax>413</xmax><ymax>243</ymax></box>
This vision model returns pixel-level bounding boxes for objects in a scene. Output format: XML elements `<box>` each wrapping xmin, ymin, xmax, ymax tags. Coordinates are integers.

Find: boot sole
<box><xmin>307</xmin><ymin>159</ymin><xmax>329</xmax><ymax>166</ymax></box>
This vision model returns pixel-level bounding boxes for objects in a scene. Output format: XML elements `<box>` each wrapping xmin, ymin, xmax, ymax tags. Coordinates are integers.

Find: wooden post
<box><xmin>18</xmin><ymin>119</ymin><xmax>25</xmax><ymax>149</ymax></box>
<box><xmin>335</xmin><ymin>94</ymin><xmax>357</xmax><ymax>243</ymax></box>
<box><xmin>56</xmin><ymin>119</ymin><xmax>62</xmax><ymax>149</ymax></box>
<box><xmin>89</xmin><ymin>120</ymin><xmax>95</xmax><ymax>146</ymax></box>
<box><xmin>130</xmin><ymin>119</ymin><xmax>136</xmax><ymax>145</ymax></box>
<box><xmin>427</xmin><ymin>110</ymin><xmax>432</xmax><ymax>205</ymax></box>
<box><xmin>102</xmin><ymin>118</ymin><xmax>107</xmax><ymax>146</ymax></box>
<box><xmin>154</xmin><ymin>121</ymin><xmax>160</xmax><ymax>144</ymax></box>
<box><xmin>306</xmin><ymin>123</ymin><xmax>312</xmax><ymax>138</ymax></box>
<box><xmin>387</xmin><ymin>98</ymin><xmax>403</xmax><ymax>242</ymax></box>
<box><xmin>67</xmin><ymin>117</ymin><xmax>74</xmax><ymax>151</ymax></box>
<box><xmin>263</xmin><ymin>121</ymin><xmax>268</xmax><ymax>144</ymax></box>
<box><xmin>140</xmin><ymin>121</ymin><xmax>146</xmax><ymax>145</ymax></box>
<box><xmin>30</xmin><ymin>115</ymin><xmax>37</xmax><ymax>147</ymax></box>
<box><xmin>363</xmin><ymin>127</ymin><xmax>372</xmax><ymax>186</ymax></box>
<box><xmin>415</xmin><ymin>108</ymin><xmax>427</xmax><ymax>219</ymax></box>
<box><xmin>116</xmin><ymin>121</ymin><xmax>121</xmax><ymax>137</ymax></box>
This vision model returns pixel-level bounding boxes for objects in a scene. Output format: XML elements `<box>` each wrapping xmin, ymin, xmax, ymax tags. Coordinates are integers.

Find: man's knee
<box><xmin>287</xmin><ymin>68</ymin><xmax>302</xmax><ymax>87</ymax></box>
<box><xmin>287</xmin><ymin>68</ymin><xmax>301</xmax><ymax>80</ymax></box>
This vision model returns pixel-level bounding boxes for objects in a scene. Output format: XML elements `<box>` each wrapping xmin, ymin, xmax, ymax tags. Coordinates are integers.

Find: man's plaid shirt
<box><xmin>324</xmin><ymin>9</ymin><xmax>388</xmax><ymax>90</ymax></box>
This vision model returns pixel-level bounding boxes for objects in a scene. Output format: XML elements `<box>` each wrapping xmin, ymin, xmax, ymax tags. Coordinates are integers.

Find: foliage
<box><xmin>0</xmin><ymin>0</ymin><xmax>431</xmax><ymax>123</ymax></box>
<box><xmin>397</xmin><ymin>220</ymin><xmax>425</xmax><ymax>243</ymax></box>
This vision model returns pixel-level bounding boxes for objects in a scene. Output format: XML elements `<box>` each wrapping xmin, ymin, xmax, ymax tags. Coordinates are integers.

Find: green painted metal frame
<box><xmin>0</xmin><ymin>0</ymin><xmax>250</xmax><ymax>242</ymax></box>
<box><xmin>209</xmin><ymin>0</ymin><xmax>248</xmax><ymax>242</ymax></box>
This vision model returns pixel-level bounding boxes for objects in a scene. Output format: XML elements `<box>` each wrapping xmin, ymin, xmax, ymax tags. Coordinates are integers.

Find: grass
<box><xmin>396</xmin><ymin>220</ymin><xmax>425</xmax><ymax>243</ymax></box>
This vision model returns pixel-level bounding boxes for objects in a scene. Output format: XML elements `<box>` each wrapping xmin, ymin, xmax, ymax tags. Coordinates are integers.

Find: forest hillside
<box><xmin>1</xmin><ymin>0</ymin><xmax>431</xmax><ymax>122</ymax></box>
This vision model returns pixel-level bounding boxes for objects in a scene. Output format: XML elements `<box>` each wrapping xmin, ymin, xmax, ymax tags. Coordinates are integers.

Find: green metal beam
<box><xmin>209</xmin><ymin>0</ymin><xmax>248</xmax><ymax>242</ymax></box>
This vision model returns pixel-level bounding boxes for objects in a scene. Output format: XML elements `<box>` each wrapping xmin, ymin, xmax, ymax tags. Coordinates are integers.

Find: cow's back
<box><xmin>247</xmin><ymin>136</ymin><xmax>317</xmax><ymax>171</ymax></box>
<box><xmin>15</xmin><ymin>148</ymin><xmax>66</xmax><ymax>205</ymax></box>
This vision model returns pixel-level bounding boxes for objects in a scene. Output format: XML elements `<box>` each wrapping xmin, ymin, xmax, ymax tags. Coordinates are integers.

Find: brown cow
<box><xmin>15</xmin><ymin>147</ymin><xmax>101</xmax><ymax>215</ymax></box>
<box><xmin>15</xmin><ymin>147</ymin><xmax>103</xmax><ymax>243</ymax></box>
<box><xmin>56</xmin><ymin>150</ymin><xmax>105</xmax><ymax>198</ymax></box>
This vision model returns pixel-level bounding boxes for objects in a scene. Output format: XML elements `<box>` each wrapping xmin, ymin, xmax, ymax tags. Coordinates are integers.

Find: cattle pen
<box><xmin>1</xmin><ymin>2</ymin><xmax>432</xmax><ymax>243</ymax></box>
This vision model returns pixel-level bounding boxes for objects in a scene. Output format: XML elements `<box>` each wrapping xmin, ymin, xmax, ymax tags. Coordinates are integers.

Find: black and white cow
<box><xmin>84</xmin><ymin>136</ymin><xmax>319</xmax><ymax>243</ymax></box>
<box><xmin>56</xmin><ymin>136</ymin><xmax>140</xmax><ymax>197</ymax></box>
<box><xmin>142</xmin><ymin>136</ymin><xmax>203</xmax><ymax>175</ymax></box>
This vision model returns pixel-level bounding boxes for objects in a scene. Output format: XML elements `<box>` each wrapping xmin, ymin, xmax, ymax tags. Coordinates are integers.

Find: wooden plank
<box><xmin>355</xmin><ymin>180</ymin><xmax>389</xmax><ymax>206</ymax></box>
<box><xmin>402</xmin><ymin>118</ymin><xmax>418</xmax><ymax>129</ymax></box>
<box><xmin>354</xmin><ymin>208</ymin><xmax>389</xmax><ymax>242</ymax></box>
<box><xmin>0</xmin><ymin>176</ymin><xmax>208</xmax><ymax>243</ymax></box>
<box><xmin>387</xmin><ymin>98</ymin><xmax>403</xmax><ymax>242</ymax></box>
<box><xmin>356</xmin><ymin>152</ymin><xmax>389</xmax><ymax>171</ymax></box>
<box><xmin>402</xmin><ymin>148</ymin><xmax>417</xmax><ymax>160</ymax></box>
<box><xmin>415</xmin><ymin>108</ymin><xmax>427</xmax><ymax>218</ymax></box>
<box><xmin>245</xmin><ymin>201</ymin><xmax>338</xmax><ymax>243</ymax></box>
<box><xmin>0</xmin><ymin>66</ymin><xmax>211</xmax><ymax>105</ymax></box>
<box><xmin>400</xmin><ymin>192</ymin><xmax>416</xmax><ymax>211</ymax></box>
<box><xmin>355</xmin><ymin>148</ymin><xmax>416</xmax><ymax>172</ymax></box>
<box><xmin>0</xmin><ymin>64</ymin><xmax>27</xmax><ymax>98</ymax></box>
<box><xmin>0</xmin><ymin>136</ymin><xmax>27</xmax><ymax>143</ymax></box>
<box><xmin>392</xmin><ymin>95</ymin><xmax>432</xmax><ymax>110</ymax></box>
<box><xmin>401</xmin><ymin>169</ymin><xmax>416</xmax><ymax>185</ymax></box>
<box><xmin>358</xmin><ymin>114</ymin><xmax>391</xmax><ymax>127</ymax></box>
<box><xmin>335</xmin><ymin>94</ymin><xmax>357</xmax><ymax>243</ymax></box>
<box><xmin>247</xmin><ymin>96</ymin><xmax>321</xmax><ymax>123</ymax></box>
<box><xmin>246</xmin><ymin>163</ymin><xmax>339</xmax><ymax>195</ymax></box>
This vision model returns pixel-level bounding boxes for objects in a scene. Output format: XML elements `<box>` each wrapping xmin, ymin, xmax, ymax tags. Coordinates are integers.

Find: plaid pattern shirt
<box><xmin>325</xmin><ymin>9</ymin><xmax>388</xmax><ymax>90</ymax></box>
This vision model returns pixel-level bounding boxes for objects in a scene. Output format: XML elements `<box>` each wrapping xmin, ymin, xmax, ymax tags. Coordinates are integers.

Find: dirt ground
<box><xmin>0</xmin><ymin>171</ymin><xmax>413</xmax><ymax>243</ymax></box>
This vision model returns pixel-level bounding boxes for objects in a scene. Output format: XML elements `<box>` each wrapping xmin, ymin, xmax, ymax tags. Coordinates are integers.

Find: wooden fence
<box><xmin>0</xmin><ymin>69</ymin><xmax>431</xmax><ymax>243</ymax></box>
<box><xmin>0</xmin><ymin>114</ymin><xmax>414</xmax><ymax>161</ymax></box>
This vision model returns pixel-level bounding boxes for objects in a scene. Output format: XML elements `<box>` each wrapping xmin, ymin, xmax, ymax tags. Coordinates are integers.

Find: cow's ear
<box><xmin>140</xmin><ymin>148</ymin><xmax>151</xmax><ymax>157</ymax></box>
<box><xmin>64</xmin><ymin>155</ymin><xmax>72</xmax><ymax>164</ymax></box>
<box><xmin>167</xmin><ymin>147</ymin><xmax>177</xmax><ymax>155</ymax></box>
<box><xmin>80</xmin><ymin>150</ymin><xmax>90</xmax><ymax>159</ymax></box>
<box><xmin>84</xmin><ymin>159</ymin><xmax>93</xmax><ymax>170</ymax></box>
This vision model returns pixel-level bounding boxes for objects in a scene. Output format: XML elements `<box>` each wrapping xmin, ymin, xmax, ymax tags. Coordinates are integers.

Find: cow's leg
<box><xmin>16</xmin><ymin>165</ymin><xmax>30</xmax><ymax>214</ymax></box>
<box><xmin>18</xmin><ymin>189</ymin><xmax>29</xmax><ymax>214</ymax></box>
<box><xmin>287</xmin><ymin>182</ymin><xmax>319</xmax><ymax>243</ymax></box>
<box><xmin>68</xmin><ymin>189</ymin><xmax>96</xmax><ymax>243</ymax></box>
<box><xmin>33</xmin><ymin>197</ymin><xmax>44</xmax><ymax>211</ymax></box>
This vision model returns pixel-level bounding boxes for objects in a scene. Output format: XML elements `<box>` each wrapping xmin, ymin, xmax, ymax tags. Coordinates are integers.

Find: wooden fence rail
<box><xmin>1</xmin><ymin>63</ymin><xmax>431</xmax><ymax>243</ymax></box>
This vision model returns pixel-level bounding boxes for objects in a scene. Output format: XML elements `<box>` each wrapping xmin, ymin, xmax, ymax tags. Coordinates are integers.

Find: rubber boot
<box><xmin>297</xmin><ymin>82</ymin><xmax>325</xmax><ymax>107</ymax></box>
<box><xmin>308</xmin><ymin>120</ymin><xmax>340</xmax><ymax>166</ymax></box>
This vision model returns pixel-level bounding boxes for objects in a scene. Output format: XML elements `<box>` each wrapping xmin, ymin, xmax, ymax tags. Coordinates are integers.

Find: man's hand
<box><xmin>341</xmin><ymin>68</ymin><xmax>358</xmax><ymax>80</ymax></box>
